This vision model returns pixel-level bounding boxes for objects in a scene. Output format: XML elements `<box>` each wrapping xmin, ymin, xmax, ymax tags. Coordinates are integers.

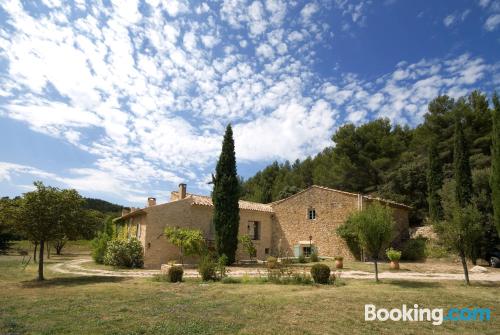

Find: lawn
<box><xmin>1</xmin><ymin>242</ymin><xmax>499</xmax><ymax>334</ymax></box>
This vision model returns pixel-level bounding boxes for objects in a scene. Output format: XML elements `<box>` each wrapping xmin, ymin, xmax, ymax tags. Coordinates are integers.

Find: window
<box><xmin>247</xmin><ymin>221</ymin><xmax>260</xmax><ymax>240</ymax></box>
<box><xmin>302</xmin><ymin>246</ymin><xmax>312</xmax><ymax>257</ymax></box>
<box><xmin>308</xmin><ymin>208</ymin><xmax>316</xmax><ymax>220</ymax></box>
<box><xmin>136</xmin><ymin>223</ymin><xmax>141</xmax><ymax>239</ymax></box>
<box><xmin>265</xmin><ymin>248</ymin><xmax>270</xmax><ymax>255</ymax></box>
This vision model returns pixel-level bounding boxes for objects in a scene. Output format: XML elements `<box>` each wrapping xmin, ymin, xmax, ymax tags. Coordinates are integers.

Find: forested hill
<box><xmin>83</xmin><ymin>198</ymin><xmax>122</xmax><ymax>214</ymax></box>
<box><xmin>240</xmin><ymin>90</ymin><xmax>494</xmax><ymax>226</ymax></box>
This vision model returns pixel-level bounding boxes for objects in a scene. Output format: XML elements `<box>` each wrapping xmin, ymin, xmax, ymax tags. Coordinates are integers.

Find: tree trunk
<box><xmin>38</xmin><ymin>240</ymin><xmax>45</xmax><ymax>281</ymax></box>
<box><xmin>33</xmin><ymin>241</ymin><xmax>38</xmax><ymax>262</ymax></box>
<box><xmin>374</xmin><ymin>259</ymin><xmax>379</xmax><ymax>282</ymax></box>
<box><xmin>46</xmin><ymin>241</ymin><xmax>50</xmax><ymax>259</ymax></box>
<box><xmin>55</xmin><ymin>243</ymin><xmax>63</xmax><ymax>255</ymax></box>
<box><xmin>460</xmin><ymin>252</ymin><xmax>470</xmax><ymax>286</ymax></box>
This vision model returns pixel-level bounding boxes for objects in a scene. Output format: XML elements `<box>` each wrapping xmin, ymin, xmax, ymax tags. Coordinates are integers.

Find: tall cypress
<box><xmin>427</xmin><ymin>139</ymin><xmax>443</xmax><ymax>222</ymax></box>
<box><xmin>212</xmin><ymin>124</ymin><xmax>240</xmax><ymax>264</ymax></box>
<box><xmin>491</xmin><ymin>93</ymin><xmax>500</xmax><ymax>235</ymax></box>
<box><xmin>453</xmin><ymin>110</ymin><xmax>473</xmax><ymax>207</ymax></box>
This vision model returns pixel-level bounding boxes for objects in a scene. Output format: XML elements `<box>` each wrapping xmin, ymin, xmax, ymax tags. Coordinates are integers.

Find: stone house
<box><xmin>115</xmin><ymin>184</ymin><xmax>410</xmax><ymax>268</ymax></box>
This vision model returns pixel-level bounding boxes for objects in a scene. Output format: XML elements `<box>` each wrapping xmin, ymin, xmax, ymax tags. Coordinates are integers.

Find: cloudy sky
<box><xmin>0</xmin><ymin>0</ymin><xmax>499</xmax><ymax>206</ymax></box>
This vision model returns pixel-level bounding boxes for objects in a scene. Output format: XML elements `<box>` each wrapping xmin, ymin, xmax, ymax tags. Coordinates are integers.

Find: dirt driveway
<box><xmin>51</xmin><ymin>258</ymin><xmax>500</xmax><ymax>282</ymax></box>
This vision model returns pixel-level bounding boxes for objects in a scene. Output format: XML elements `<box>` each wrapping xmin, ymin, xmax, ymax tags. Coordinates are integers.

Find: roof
<box><xmin>270</xmin><ymin>185</ymin><xmax>411</xmax><ymax>209</ymax></box>
<box><xmin>172</xmin><ymin>192</ymin><xmax>274</xmax><ymax>213</ymax></box>
<box><xmin>113</xmin><ymin>208</ymin><xmax>146</xmax><ymax>223</ymax></box>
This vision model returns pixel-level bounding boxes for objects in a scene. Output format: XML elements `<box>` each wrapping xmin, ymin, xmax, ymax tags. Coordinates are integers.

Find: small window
<box><xmin>303</xmin><ymin>246</ymin><xmax>312</xmax><ymax>257</ymax></box>
<box><xmin>308</xmin><ymin>209</ymin><xmax>316</xmax><ymax>220</ymax></box>
<box><xmin>265</xmin><ymin>248</ymin><xmax>270</xmax><ymax>255</ymax></box>
<box><xmin>247</xmin><ymin>221</ymin><xmax>260</xmax><ymax>240</ymax></box>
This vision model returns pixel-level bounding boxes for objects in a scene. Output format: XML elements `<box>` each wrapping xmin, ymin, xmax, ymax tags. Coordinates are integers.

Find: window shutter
<box><xmin>293</xmin><ymin>245</ymin><xmax>301</xmax><ymax>257</ymax></box>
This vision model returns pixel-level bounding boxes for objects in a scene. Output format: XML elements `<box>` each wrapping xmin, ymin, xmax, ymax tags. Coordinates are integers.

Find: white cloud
<box><xmin>443</xmin><ymin>14</ymin><xmax>456</xmax><ymax>27</ymax></box>
<box><xmin>484</xmin><ymin>14</ymin><xmax>500</xmax><ymax>30</ymax></box>
<box><xmin>256</xmin><ymin>43</ymin><xmax>275</xmax><ymax>59</ymax></box>
<box><xmin>301</xmin><ymin>2</ymin><xmax>319</xmax><ymax>22</ymax></box>
<box><xmin>164</xmin><ymin>0</ymin><xmax>188</xmax><ymax>17</ymax></box>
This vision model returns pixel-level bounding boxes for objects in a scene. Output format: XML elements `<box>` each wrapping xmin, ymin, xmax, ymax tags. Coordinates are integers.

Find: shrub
<box><xmin>298</xmin><ymin>254</ymin><xmax>307</xmax><ymax>263</ymax></box>
<box><xmin>310</xmin><ymin>263</ymin><xmax>331</xmax><ymax>284</ymax></box>
<box><xmin>386</xmin><ymin>248</ymin><xmax>402</xmax><ymax>261</ymax></box>
<box><xmin>424</xmin><ymin>240</ymin><xmax>450</xmax><ymax>259</ymax></box>
<box><xmin>217</xmin><ymin>254</ymin><xmax>228</xmax><ymax>279</ymax></box>
<box><xmin>103</xmin><ymin>238</ymin><xmax>144</xmax><ymax>268</ymax></box>
<box><xmin>401</xmin><ymin>238</ymin><xmax>427</xmax><ymax>261</ymax></box>
<box><xmin>198</xmin><ymin>256</ymin><xmax>217</xmax><ymax>281</ymax></box>
<box><xmin>266</xmin><ymin>256</ymin><xmax>278</xmax><ymax>269</ymax></box>
<box><xmin>310</xmin><ymin>252</ymin><xmax>319</xmax><ymax>262</ymax></box>
<box><xmin>167</xmin><ymin>265</ymin><xmax>183</xmax><ymax>283</ymax></box>
<box><xmin>91</xmin><ymin>232</ymin><xmax>110</xmax><ymax>264</ymax></box>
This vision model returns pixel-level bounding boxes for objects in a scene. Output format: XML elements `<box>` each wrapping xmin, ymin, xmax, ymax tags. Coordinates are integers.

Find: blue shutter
<box><xmin>293</xmin><ymin>244</ymin><xmax>301</xmax><ymax>257</ymax></box>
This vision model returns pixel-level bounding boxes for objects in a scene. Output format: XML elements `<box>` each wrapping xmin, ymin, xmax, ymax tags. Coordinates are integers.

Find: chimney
<box><xmin>121</xmin><ymin>207</ymin><xmax>131</xmax><ymax>217</ymax></box>
<box><xmin>147</xmin><ymin>197</ymin><xmax>156</xmax><ymax>207</ymax></box>
<box><xmin>179</xmin><ymin>183</ymin><xmax>187</xmax><ymax>199</ymax></box>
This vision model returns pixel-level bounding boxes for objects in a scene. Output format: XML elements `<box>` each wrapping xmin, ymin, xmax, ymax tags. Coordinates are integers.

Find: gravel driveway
<box><xmin>51</xmin><ymin>258</ymin><xmax>500</xmax><ymax>282</ymax></box>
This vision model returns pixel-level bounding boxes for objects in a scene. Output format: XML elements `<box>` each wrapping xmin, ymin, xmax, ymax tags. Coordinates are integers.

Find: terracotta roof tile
<box><xmin>181</xmin><ymin>193</ymin><xmax>274</xmax><ymax>213</ymax></box>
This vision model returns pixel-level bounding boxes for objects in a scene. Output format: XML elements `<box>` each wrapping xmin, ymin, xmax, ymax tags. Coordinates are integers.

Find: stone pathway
<box><xmin>51</xmin><ymin>258</ymin><xmax>500</xmax><ymax>282</ymax></box>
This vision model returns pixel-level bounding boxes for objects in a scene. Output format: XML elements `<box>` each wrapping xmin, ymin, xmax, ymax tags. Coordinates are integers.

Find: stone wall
<box><xmin>271</xmin><ymin>187</ymin><xmax>360</xmax><ymax>260</ymax></box>
<box><xmin>141</xmin><ymin>199</ymin><xmax>273</xmax><ymax>268</ymax></box>
<box><xmin>270</xmin><ymin>187</ymin><xmax>410</xmax><ymax>260</ymax></box>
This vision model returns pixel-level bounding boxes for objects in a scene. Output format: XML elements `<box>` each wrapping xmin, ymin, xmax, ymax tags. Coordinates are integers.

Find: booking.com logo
<box><xmin>365</xmin><ymin>304</ymin><xmax>491</xmax><ymax>325</ymax></box>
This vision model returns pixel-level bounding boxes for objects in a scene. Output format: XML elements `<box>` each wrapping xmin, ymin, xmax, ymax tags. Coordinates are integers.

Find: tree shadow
<box><xmin>383</xmin><ymin>280</ymin><xmax>443</xmax><ymax>289</ymax></box>
<box><xmin>20</xmin><ymin>275</ymin><xmax>128</xmax><ymax>288</ymax></box>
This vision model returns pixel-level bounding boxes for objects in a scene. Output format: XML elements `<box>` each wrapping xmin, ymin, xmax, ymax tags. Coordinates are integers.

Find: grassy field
<box><xmin>1</xmin><ymin>242</ymin><xmax>499</xmax><ymax>334</ymax></box>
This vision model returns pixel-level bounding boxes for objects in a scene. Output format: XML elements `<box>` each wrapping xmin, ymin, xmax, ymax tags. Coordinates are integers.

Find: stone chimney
<box><xmin>147</xmin><ymin>197</ymin><xmax>156</xmax><ymax>207</ymax></box>
<box><xmin>121</xmin><ymin>207</ymin><xmax>131</xmax><ymax>216</ymax></box>
<box><xmin>179</xmin><ymin>183</ymin><xmax>187</xmax><ymax>199</ymax></box>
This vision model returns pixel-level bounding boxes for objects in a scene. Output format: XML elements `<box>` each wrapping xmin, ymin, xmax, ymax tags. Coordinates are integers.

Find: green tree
<box><xmin>345</xmin><ymin>203</ymin><xmax>395</xmax><ymax>282</ymax></box>
<box><xmin>427</xmin><ymin>139</ymin><xmax>443</xmax><ymax>221</ymax></box>
<box><xmin>238</xmin><ymin>234</ymin><xmax>256</xmax><ymax>260</ymax></box>
<box><xmin>453</xmin><ymin>108</ymin><xmax>473</xmax><ymax>207</ymax></box>
<box><xmin>164</xmin><ymin>227</ymin><xmax>206</xmax><ymax>264</ymax></box>
<box><xmin>15</xmin><ymin>182</ymin><xmax>85</xmax><ymax>280</ymax></box>
<box><xmin>212</xmin><ymin>124</ymin><xmax>240</xmax><ymax>264</ymax></box>
<box><xmin>492</xmin><ymin>93</ymin><xmax>500</xmax><ymax>235</ymax></box>
<box><xmin>435</xmin><ymin>202</ymin><xmax>482</xmax><ymax>286</ymax></box>
<box><xmin>0</xmin><ymin>197</ymin><xmax>18</xmax><ymax>254</ymax></box>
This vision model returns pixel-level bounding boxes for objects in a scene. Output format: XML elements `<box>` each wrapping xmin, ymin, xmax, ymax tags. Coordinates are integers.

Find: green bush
<box><xmin>386</xmin><ymin>248</ymin><xmax>402</xmax><ymax>261</ymax></box>
<box><xmin>266</xmin><ymin>256</ymin><xmax>278</xmax><ymax>269</ymax></box>
<box><xmin>424</xmin><ymin>240</ymin><xmax>450</xmax><ymax>258</ymax></box>
<box><xmin>310</xmin><ymin>252</ymin><xmax>319</xmax><ymax>262</ymax></box>
<box><xmin>167</xmin><ymin>265</ymin><xmax>183</xmax><ymax>283</ymax></box>
<box><xmin>91</xmin><ymin>232</ymin><xmax>110</xmax><ymax>264</ymax></box>
<box><xmin>198</xmin><ymin>256</ymin><xmax>217</xmax><ymax>281</ymax></box>
<box><xmin>103</xmin><ymin>238</ymin><xmax>144</xmax><ymax>268</ymax></box>
<box><xmin>298</xmin><ymin>254</ymin><xmax>307</xmax><ymax>263</ymax></box>
<box><xmin>310</xmin><ymin>263</ymin><xmax>331</xmax><ymax>284</ymax></box>
<box><xmin>401</xmin><ymin>238</ymin><xmax>427</xmax><ymax>261</ymax></box>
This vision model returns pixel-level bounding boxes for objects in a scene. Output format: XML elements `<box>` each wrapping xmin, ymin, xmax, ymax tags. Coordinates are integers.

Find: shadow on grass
<box><xmin>382</xmin><ymin>280</ymin><xmax>444</xmax><ymax>289</ymax></box>
<box><xmin>21</xmin><ymin>275</ymin><xmax>128</xmax><ymax>288</ymax></box>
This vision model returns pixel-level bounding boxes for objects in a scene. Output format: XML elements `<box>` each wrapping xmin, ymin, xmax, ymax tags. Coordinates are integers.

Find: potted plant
<box><xmin>386</xmin><ymin>248</ymin><xmax>402</xmax><ymax>270</ymax></box>
<box><xmin>334</xmin><ymin>256</ymin><xmax>343</xmax><ymax>269</ymax></box>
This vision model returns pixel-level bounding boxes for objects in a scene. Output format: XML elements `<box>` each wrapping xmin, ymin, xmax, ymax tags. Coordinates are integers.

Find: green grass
<box><xmin>1</xmin><ymin>249</ymin><xmax>499</xmax><ymax>335</ymax></box>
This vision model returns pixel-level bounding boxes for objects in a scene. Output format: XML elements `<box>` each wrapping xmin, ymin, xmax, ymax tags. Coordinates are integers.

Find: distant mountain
<box><xmin>83</xmin><ymin>198</ymin><xmax>122</xmax><ymax>214</ymax></box>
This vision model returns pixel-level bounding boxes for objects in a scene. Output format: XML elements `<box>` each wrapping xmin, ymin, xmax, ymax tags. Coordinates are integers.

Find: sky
<box><xmin>0</xmin><ymin>0</ymin><xmax>499</xmax><ymax>206</ymax></box>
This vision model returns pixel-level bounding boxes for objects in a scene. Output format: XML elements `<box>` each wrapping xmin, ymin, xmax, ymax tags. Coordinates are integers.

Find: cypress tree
<box><xmin>492</xmin><ymin>93</ymin><xmax>500</xmax><ymax>234</ymax></box>
<box><xmin>212</xmin><ymin>124</ymin><xmax>240</xmax><ymax>264</ymax></box>
<box><xmin>453</xmin><ymin>110</ymin><xmax>473</xmax><ymax>207</ymax></box>
<box><xmin>427</xmin><ymin>139</ymin><xmax>443</xmax><ymax>222</ymax></box>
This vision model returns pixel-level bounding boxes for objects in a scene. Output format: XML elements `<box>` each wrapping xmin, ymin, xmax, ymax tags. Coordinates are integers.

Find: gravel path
<box><xmin>51</xmin><ymin>258</ymin><xmax>500</xmax><ymax>282</ymax></box>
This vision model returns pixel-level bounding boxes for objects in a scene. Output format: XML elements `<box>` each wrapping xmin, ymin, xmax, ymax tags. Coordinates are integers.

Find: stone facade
<box><xmin>116</xmin><ymin>185</ymin><xmax>410</xmax><ymax>268</ymax></box>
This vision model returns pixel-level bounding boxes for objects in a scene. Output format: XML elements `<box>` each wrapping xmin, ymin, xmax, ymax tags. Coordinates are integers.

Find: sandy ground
<box><xmin>50</xmin><ymin>258</ymin><xmax>500</xmax><ymax>282</ymax></box>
